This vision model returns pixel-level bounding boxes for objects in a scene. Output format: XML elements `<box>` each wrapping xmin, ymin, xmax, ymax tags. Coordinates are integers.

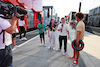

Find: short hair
<box><xmin>61</xmin><ymin>17</ymin><xmax>65</xmax><ymax>20</ymax></box>
<box><xmin>75</xmin><ymin>12</ymin><xmax>84</xmax><ymax>20</ymax></box>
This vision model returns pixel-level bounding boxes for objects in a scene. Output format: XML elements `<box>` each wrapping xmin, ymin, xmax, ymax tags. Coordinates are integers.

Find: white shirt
<box><xmin>0</xmin><ymin>17</ymin><xmax>12</xmax><ymax>49</ymax></box>
<box><xmin>18</xmin><ymin>19</ymin><xmax>25</xmax><ymax>26</ymax></box>
<box><xmin>58</xmin><ymin>23</ymin><xmax>69</xmax><ymax>36</ymax></box>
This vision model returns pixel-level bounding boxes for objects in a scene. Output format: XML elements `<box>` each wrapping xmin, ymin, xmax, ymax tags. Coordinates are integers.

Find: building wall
<box><xmin>19</xmin><ymin>0</ymin><xmax>42</xmax><ymax>11</ymax></box>
<box><xmin>89</xmin><ymin>6</ymin><xmax>100</xmax><ymax>26</ymax></box>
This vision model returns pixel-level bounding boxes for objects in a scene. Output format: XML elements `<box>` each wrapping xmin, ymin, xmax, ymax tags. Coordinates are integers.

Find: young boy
<box><xmin>69</xmin><ymin>12</ymin><xmax>85</xmax><ymax>65</ymax></box>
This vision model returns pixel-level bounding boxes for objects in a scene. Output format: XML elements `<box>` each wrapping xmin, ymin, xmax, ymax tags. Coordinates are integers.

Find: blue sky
<box><xmin>43</xmin><ymin>0</ymin><xmax>100</xmax><ymax>17</ymax></box>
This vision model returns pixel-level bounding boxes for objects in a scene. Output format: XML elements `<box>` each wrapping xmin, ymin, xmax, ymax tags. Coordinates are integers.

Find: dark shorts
<box><xmin>0</xmin><ymin>45</ymin><xmax>13</xmax><ymax>67</ymax></box>
<box><xmin>39</xmin><ymin>32</ymin><xmax>44</xmax><ymax>39</ymax></box>
<box><xmin>12</xmin><ymin>33</ymin><xmax>16</xmax><ymax>38</ymax></box>
<box><xmin>19</xmin><ymin>26</ymin><xmax>25</xmax><ymax>33</ymax></box>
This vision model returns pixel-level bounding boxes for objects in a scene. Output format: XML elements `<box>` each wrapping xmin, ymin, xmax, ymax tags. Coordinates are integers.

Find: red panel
<box><xmin>3</xmin><ymin>0</ymin><xmax>19</xmax><ymax>5</ymax></box>
<box><xmin>34</xmin><ymin>12</ymin><xmax>40</xmax><ymax>28</ymax></box>
<box><xmin>19</xmin><ymin>0</ymin><xmax>32</xmax><ymax>9</ymax></box>
<box><xmin>24</xmin><ymin>15</ymin><xmax>29</xmax><ymax>29</ymax></box>
<box><xmin>19</xmin><ymin>0</ymin><xmax>42</xmax><ymax>11</ymax></box>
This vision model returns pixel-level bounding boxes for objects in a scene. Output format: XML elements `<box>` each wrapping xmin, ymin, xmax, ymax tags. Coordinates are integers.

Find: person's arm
<box><xmin>73</xmin><ymin>24</ymin><xmax>76</xmax><ymax>29</ymax></box>
<box><xmin>5</xmin><ymin>14</ymin><xmax>19</xmax><ymax>34</ymax></box>
<box><xmin>55</xmin><ymin>26</ymin><xmax>57</xmax><ymax>30</ymax></box>
<box><xmin>58</xmin><ymin>28</ymin><xmax>62</xmax><ymax>31</ymax></box>
<box><xmin>48</xmin><ymin>27</ymin><xmax>50</xmax><ymax>37</ymax></box>
<box><xmin>52</xmin><ymin>26</ymin><xmax>57</xmax><ymax>31</ymax></box>
<box><xmin>58</xmin><ymin>24</ymin><xmax>62</xmax><ymax>31</ymax></box>
<box><xmin>45</xmin><ymin>28</ymin><xmax>46</xmax><ymax>31</ymax></box>
<box><xmin>76</xmin><ymin>31</ymin><xmax>81</xmax><ymax>46</ymax></box>
<box><xmin>38</xmin><ymin>26</ymin><xmax>42</xmax><ymax>29</ymax></box>
<box><xmin>15</xmin><ymin>27</ymin><xmax>18</xmax><ymax>33</ymax></box>
<box><xmin>37</xmin><ymin>24</ymin><xmax>42</xmax><ymax>29</ymax></box>
<box><xmin>67</xmin><ymin>30</ymin><xmax>70</xmax><ymax>39</ymax></box>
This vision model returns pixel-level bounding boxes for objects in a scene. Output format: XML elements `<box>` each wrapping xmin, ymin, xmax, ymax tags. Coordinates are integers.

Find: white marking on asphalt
<box><xmin>12</xmin><ymin>35</ymin><xmax>39</xmax><ymax>51</ymax></box>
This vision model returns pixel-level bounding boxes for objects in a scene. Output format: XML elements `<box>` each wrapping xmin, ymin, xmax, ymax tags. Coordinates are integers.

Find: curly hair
<box><xmin>75</xmin><ymin>12</ymin><xmax>84</xmax><ymax>20</ymax></box>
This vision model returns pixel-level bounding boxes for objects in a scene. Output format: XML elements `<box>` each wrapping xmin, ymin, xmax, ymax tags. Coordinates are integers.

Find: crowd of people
<box><xmin>37</xmin><ymin>12</ymin><xmax>85</xmax><ymax>65</ymax></box>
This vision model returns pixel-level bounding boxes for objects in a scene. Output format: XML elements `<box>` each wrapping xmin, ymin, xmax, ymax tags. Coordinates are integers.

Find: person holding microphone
<box><xmin>57</xmin><ymin>18</ymin><xmax>70</xmax><ymax>55</ymax></box>
<box><xmin>37</xmin><ymin>19</ymin><xmax>46</xmax><ymax>47</ymax></box>
<box><xmin>48</xmin><ymin>19</ymin><xmax>57</xmax><ymax>50</ymax></box>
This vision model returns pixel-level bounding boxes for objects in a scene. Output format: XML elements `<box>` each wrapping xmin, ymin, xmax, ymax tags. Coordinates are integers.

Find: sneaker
<box><xmin>69</xmin><ymin>56</ymin><xmax>76</xmax><ymax>60</ymax></box>
<box><xmin>63</xmin><ymin>51</ymin><xmax>66</xmax><ymax>55</ymax></box>
<box><xmin>19</xmin><ymin>39</ymin><xmax>22</xmax><ymax>41</ymax></box>
<box><xmin>44</xmin><ymin>44</ymin><xmax>46</xmax><ymax>47</ymax></box>
<box><xmin>22</xmin><ymin>37</ymin><xmax>27</xmax><ymax>40</ymax></box>
<box><xmin>72</xmin><ymin>61</ymin><xmax>78</xmax><ymax>65</ymax></box>
<box><xmin>48</xmin><ymin>46</ymin><xmax>51</xmax><ymax>49</ymax></box>
<box><xmin>13</xmin><ymin>46</ymin><xmax>18</xmax><ymax>50</ymax></box>
<box><xmin>14</xmin><ymin>46</ymin><xmax>18</xmax><ymax>48</ymax></box>
<box><xmin>56</xmin><ymin>48</ymin><xmax>61</xmax><ymax>51</ymax></box>
<box><xmin>39</xmin><ymin>44</ymin><xmax>42</xmax><ymax>47</ymax></box>
<box><xmin>53</xmin><ymin>48</ymin><xmax>56</xmax><ymax>50</ymax></box>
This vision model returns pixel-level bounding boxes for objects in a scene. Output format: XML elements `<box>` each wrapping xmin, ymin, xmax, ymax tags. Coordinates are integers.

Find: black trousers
<box><xmin>19</xmin><ymin>26</ymin><xmax>26</xmax><ymax>39</ymax></box>
<box><xmin>59</xmin><ymin>35</ymin><xmax>67</xmax><ymax>52</ymax></box>
<box><xmin>0</xmin><ymin>45</ymin><xmax>13</xmax><ymax>67</ymax></box>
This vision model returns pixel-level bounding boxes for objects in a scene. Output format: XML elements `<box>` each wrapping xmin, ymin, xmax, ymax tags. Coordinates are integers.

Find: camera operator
<box><xmin>0</xmin><ymin>10</ymin><xmax>20</xmax><ymax>67</ymax></box>
<box><xmin>0</xmin><ymin>1</ymin><xmax>27</xmax><ymax>66</ymax></box>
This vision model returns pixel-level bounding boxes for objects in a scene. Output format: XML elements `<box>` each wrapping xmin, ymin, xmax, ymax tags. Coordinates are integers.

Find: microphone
<box><xmin>52</xmin><ymin>24</ymin><xmax>54</xmax><ymax>27</ymax></box>
<box><xmin>16</xmin><ymin>6</ymin><xmax>27</xmax><ymax>15</ymax></box>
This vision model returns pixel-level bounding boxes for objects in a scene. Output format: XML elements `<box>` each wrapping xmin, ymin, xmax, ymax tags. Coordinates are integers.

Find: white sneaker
<box><xmin>14</xmin><ymin>46</ymin><xmax>19</xmax><ymax>48</ymax></box>
<box><xmin>56</xmin><ymin>48</ymin><xmax>61</xmax><ymax>51</ymax></box>
<box><xmin>53</xmin><ymin>48</ymin><xmax>56</xmax><ymax>50</ymax></box>
<box><xmin>39</xmin><ymin>44</ymin><xmax>42</xmax><ymax>47</ymax></box>
<box><xmin>44</xmin><ymin>44</ymin><xmax>46</xmax><ymax>47</ymax></box>
<box><xmin>19</xmin><ymin>39</ymin><xmax>22</xmax><ymax>41</ymax></box>
<box><xmin>48</xmin><ymin>46</ymin><xmax>51</xmax><ymax>49</ymax></box>
<box><xmin>22</xmin><ymin>37</ymin><xmax>27</xmax><ymax>40</ymax></box>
